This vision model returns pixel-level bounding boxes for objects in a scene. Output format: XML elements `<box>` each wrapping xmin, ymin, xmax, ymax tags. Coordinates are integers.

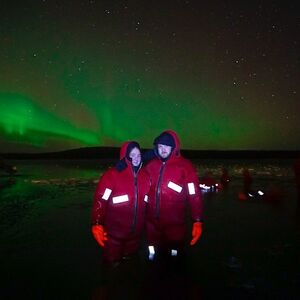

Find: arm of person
<box><xmin>184</xmin><ymin>160</ymin><xmax>204</xmax><ymax>246</ymax></box>
<box><xmin>91</xmin><ymin>169</ymin><xmax>114</xmax><ymax>247</ymax></box>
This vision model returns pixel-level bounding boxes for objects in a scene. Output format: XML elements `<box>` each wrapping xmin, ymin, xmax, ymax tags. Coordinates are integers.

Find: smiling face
<box><xmin>157</xmin><ymin>144</ymin><xmax>172</xmax><ymax>159</ymax></box>
<box><xmin>129</xmin><ymin>147</ymin><xmax>141</xmax><ymax>167</ymax></box>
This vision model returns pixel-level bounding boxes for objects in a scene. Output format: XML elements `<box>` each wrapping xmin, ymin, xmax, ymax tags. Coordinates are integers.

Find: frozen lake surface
<box><xmin>1</xmin><ymin>159</ymin><xmax>300</xmax><ymax>299</ymax></box>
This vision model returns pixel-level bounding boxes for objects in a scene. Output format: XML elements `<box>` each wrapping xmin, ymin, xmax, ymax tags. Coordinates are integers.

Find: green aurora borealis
<box><xmin>0</xmin><ymin>1</ymin><xmax>299</xmax><ymax>152</ymax></box>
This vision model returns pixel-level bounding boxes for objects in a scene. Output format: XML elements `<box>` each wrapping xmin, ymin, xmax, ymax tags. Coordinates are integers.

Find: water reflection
<box><xmin>0</xmin><ymin>159</ymin><xmax>299</xmax><ymax>299</ymax></box>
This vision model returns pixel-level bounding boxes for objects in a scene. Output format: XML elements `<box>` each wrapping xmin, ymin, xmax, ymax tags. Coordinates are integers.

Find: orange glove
<box><xmin>190</xmin><ymin>222</ymin><xmax>203</xmax><ymax>246</ymax></box>
<box><xmin>92</xmin><ymin>225</ymin><xmax>108</xmax><ymax>247</ymax></box>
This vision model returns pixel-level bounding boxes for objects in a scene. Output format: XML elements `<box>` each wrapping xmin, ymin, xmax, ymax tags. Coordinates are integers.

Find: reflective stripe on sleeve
<box><xmin>148</xmin><ymin>245</ymin><xmax>155</xmax><ymax>261</ymax></box>
<box><xmin>102</xmin><ymin>188</ymin><xmax>112</xmax><ymax>200</ymax></box>
<box><xmin>167</xmin><ymin>181</ymin><xmax>182</xmax><ymax>193</ymax></box>
<box><xmin>112</xmin><ymin>194</ymin><xmax>129</xmax><ymax>204</ymax></box>
<box><xmin>188</xmin><ymin>182</ymin><xmax>196</xmax><ymax>195</ymax></box>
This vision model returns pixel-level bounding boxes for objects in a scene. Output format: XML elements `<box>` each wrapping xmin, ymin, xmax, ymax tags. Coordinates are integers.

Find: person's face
<box><xmin>157</xmin><ymin>144</ymin><xmax>172</xmax><ymax>159</ymax></box>
<box><xmin>129</xmin><ymin>147</ymin><xmax>141</xmax><ymax>167</ymax></box>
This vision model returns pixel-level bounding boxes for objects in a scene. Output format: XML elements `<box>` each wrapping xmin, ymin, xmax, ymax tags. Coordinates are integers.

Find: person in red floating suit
<box><xmin>238</xmin><ymin>168</ymin><xmax>254</xmax><ymax>201</ymax></box>
<box><xmin>243</xmin><ymin>168</ymin><xmax>253</xmax><ymax>193</ymax></box>
<box><xmin>220</xmin><ymin>168</ymin><xmax>230</xmax><ymax>189</ymax></box>
<box><xmin>91</xmin><ymin>141</ymin><xmax>151</xmax><ymax>265</ymax></box>
<box><xmin>144</xmin><ymin>130</ymin><xmax>204</xmax><ymax>261</ymax></box>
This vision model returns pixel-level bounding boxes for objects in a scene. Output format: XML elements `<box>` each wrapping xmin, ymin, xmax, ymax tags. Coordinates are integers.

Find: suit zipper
<box><xmin>131</xmin><ymin>168</ymin><xmax>139</xmax><ymax>232</ymax></box>
<box><xmin>155</xmin><ymin>162</ymin><xmax>165</xmax><ymax>219</ymax></box>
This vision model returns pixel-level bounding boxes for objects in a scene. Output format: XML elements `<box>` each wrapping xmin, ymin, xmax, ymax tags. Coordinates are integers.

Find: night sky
<box><xmin>0</xmin><ymin>0</ymin><xmax>299</xmax><ymax>152</ymax></box>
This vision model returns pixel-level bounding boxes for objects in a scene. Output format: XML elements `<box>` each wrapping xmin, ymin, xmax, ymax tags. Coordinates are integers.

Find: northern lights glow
<box><xmin>0</xmin><ymin>1</ymin><xmax>299</xmax><ymax>152</ymax></box>
<box><xmin>0</xmin><ymin>93</ymin><xmax>99</xmax><ymax>148</ymax></box>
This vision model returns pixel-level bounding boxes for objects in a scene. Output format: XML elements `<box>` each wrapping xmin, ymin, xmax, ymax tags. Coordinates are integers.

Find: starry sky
<box><xmin>0</xmin><ymin>0</ymin><xmax>299</xmax><ymax>153</ymax></box>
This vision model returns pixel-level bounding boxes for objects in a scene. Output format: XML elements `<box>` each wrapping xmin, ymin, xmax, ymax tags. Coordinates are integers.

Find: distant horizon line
<box><xmin>1</xmin><ymin>146</ymin><xmax>299</xmax><ymax>160</ymax></box>
<box><xmin>1</xmin><ymin>145</ymin><xmax>300</xmax><ymax>153</ymax></box>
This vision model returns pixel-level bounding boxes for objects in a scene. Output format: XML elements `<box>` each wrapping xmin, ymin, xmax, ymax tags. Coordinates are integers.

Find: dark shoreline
<box><xmin>1</xmin><ymin>147</ymin><xmax>299</xmax><ymax>160</ymax></box>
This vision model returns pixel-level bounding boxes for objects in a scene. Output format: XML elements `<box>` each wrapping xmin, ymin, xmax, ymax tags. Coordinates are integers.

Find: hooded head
<box><xmin>116</xmin><ymin>141</ymin><xmax>142</xmax><ymax>172</ymax></box>
<box><xmin>153</xmin><ymin>130</ymin><xmax>180</xmax><ymax>161</ymax></box>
